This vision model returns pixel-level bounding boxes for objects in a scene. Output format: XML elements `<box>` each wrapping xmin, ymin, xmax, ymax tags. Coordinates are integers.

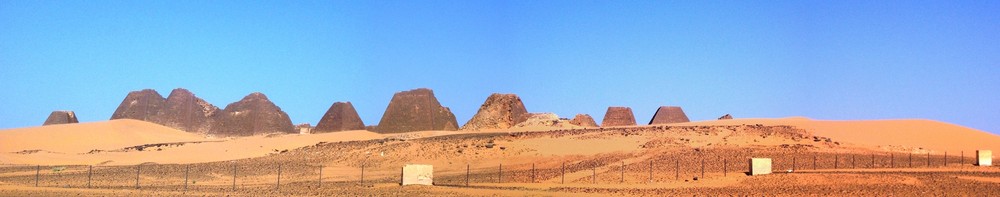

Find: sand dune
<box><xmin>0</xmin><ymin>119</ymin><xmax>208</xmax><ymax>154</ymax></box>
<box><xmin>673</xmin><ymin>117</ymin><xmax>1000</xmax><ymax>153</ymax></box>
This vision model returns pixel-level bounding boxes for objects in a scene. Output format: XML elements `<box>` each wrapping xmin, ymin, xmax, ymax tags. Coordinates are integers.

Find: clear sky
<box><xmin>2</xmin><ymin>1</ymin><xmax>998</xmax><ymax>134</ymax></box>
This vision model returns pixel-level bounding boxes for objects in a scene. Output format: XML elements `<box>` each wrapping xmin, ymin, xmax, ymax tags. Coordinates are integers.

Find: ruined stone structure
<box><xmin>296</xmin><ymin>123</ymin><xmax>312</xmax><ymax>134</ymax></box>
<box><xmin>401</xmin><ymin>164</ymin><xmax>434</xmax><ymax>186</ymax></box>
<box><xmin>314</xmin><ymin>101</ymin><xmax>365</xmax><ymax>133</ymax></box>
<box><xmin>718</xmin><ymin>114</ymin><xmax>733</xmax><ymax>120</ymax></box>
<box><xmin>110</xmin><ymin>89</ymin><xmax>166</xmax><ymax>122</ymax></box>
<box><xmin>648</xmin><ymin>106</ymin><xmax>690</xmax><ymax>125</ymax></box>
<box><xmin>110</xmin><ymin>88</ymin><xmax>220</xmax><ymax>133</ymax></box>
<box><xmin>43</xmin><ymin>111</ymin><xmax>78</xmax><ymax>126</ymax></box>
<box><xmin>461</xmin><ymin>93</ymin><xmax>529</xmax><ymax>131</ymax></box>
<box><xmin>601</xmin><ymin>107</ymin><xmax>636</xmax><ymax>127</ymax></box>
<box><xmin>749</xmin><ymin>158</ymin><xmax>772</xmax><ymax>175</ymax></box>
<box><xmin>212</xmin><ymin>92</ymin><xmax>296</xmax><ymax>136</ymax></box>
<box><xmin>160</xmin><ymin>88</ymin><xmax>220</xmax><ymax>133</ymax></box>
<box><xmin>514</xmin><ymin>113</ymin><xmax>563</xmax><ymax>128</ymax></box>
<box><xmin>569</xmin><ymin>114</ymin><xmax>599</xmax><ymax>127</ymax></box>
<box><xmin>373</xmin><ymin>88</ymin><xmax>458</xmax><ymax>133</ymax></box>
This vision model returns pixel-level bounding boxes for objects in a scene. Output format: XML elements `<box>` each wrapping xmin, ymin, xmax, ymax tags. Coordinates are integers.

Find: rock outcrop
<box><xmin>718</xmin><ymin>114</ymin><xmax>733</xmax><ymax>120</ymax></box>
<box><xmin>648</xmin><ymin>106</ymin><xmax>690</xmax><ymax>125</ymax></box>
<box><xmin>110</xmin><ymin>89</ymin><xmax>166</xmax><ymax>122</ymax></box>
<box><xmin>160</xmin><ymin>88</ymin><xmax>220</xmax><ymax>133</ymax></box>
<box><xmin>601</xmin><ymin>106</ymin><xmax>636</xmax><ymax>127</ymax></box>
<box><xmin>373</xmin><ymin>88</ymin><xmax>458</xmax><ymax>133</ymax></box>
<box><xmin>212</xmin><ymin>92</ymin><xmax>295</xmax><ymax>136</ymax></box>
<box><xmin>314</xmin><ymin>101</ymin><xmax>365</xmax><ymax>133</ymax></box>
<box><xmin>569</xmin><ymin>114</ymin><xmax>599</xmax><ymax>127</ymax></box>
<box><xmin>43</xmin><ymin>111</ymin><xmax>78</xmax><ymax>125</ymax></box>
<box><xmin>461</xmin><ymin>93</ymin><xmax>529</xmax><ymax>131</ymax></box>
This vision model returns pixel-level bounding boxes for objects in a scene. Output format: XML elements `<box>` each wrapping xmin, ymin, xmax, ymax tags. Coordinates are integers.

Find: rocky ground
<box><xmin>2</xmin><ymin>124</ymin><xmax>998</xmax><ymax>196</ymax></box>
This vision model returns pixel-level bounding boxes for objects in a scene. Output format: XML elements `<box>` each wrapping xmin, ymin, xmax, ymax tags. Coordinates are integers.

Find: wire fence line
<box><xmin>0</xmin><ymin>151</ymin><xmax>990</xmax><ymax>193</ymax></box>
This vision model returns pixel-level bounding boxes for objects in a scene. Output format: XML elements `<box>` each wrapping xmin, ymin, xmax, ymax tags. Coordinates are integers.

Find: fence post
<box><xmin>184</xmin><ymin>165</ymin><xmax>189</xmax><ymax>193</ymax></box>
<box><xmin>498</xmin><ymin>163</ymin><xmax>502</xmax><ymax>183</ymax></box>
<box><xmin>592</xmin><ymin>165</ymin><xmax>595</xmax><ymax>184</ymax></box>
<box><xmin>792</xmin><ymin>157</ymin><xmax>796</xmax><ymax>172</ymax></box>
<box><xmin>532</xmin><ymin>163</ymin><xmax>536</xmax><ymax>183</ymax></box>
<box><xmin>135</xmin><ymin>164</ymin><xmax>140</xmax><ymax>189</ymax></box>
<box><xmin>813</xmin><ymin>154</ymin><xmax>817</xmax><ymax>170</ymax></box>
<box><xmin>674</xmin><ymin>159</ymin><xmax>679</xmax><ymax>180</ymax></box>
<box><xmin>232</xmin><ymin>162</ymin><xmax>237</xmax><ymax>191</ymax></box>
<box><xmin>834</xmin><ymin>154</ymin><xmax>838</xmax><ymax>169</ymax></box>
<box><xmin>319</xmin><ymin>165</ymin><xmax>323</xmax><ymax>188</ymax></box>
<box><xmin>961</xmin><ymin>151</ymin><xmax>965</xmax><ymax>168</ymax></box>
<box><xmin>723</xmin><ymin>158</ymin><xmax>727</xmax><ymax>176</ymax></box>
<box><xmin>870</xmin><ymin>153</ymin><xmax>874</xmax><ymax>168</ymax></box>
<box><xmin>648</xmin><ymin>160</ymin><xmax>652</xmax><ymax>182</ymax></box>
<box><xmin>276</xmin><ymin>164</ymin><xmax>281</xmax><ymax>191</ymax></box>
<box><xmin>700</xmin><ymin>157</ymin><xmax>705</xmax><ymax>178</ymax></box>
<box><xmin>621</xmin><ymin>161</ymin><xmax>624</xmax><ymax>183</ymax></box>
<box><xmin>927</xmin><ymin>152</ymin><xmax>930</xmax><ymax>167</ymax></box>
<box><xmin>34</xmin><ymin>165</ymin><xmax>39</xmax><ymax>187</ymax></box>
<box><xmin>909</xmin><ymin>152</ymin><xmax>913</xmax><ymax>167</ymax></box>
<box><xmin>851</xmin><ymin>155</ymin><xmax>855</xmax><ymax>169</ymax></box>
<box><xmin>945</xmin><ymin>152</ymin><xmax>948</xmax><ymax>166</ymax></box>
<box><xmin>891</xmin><ymin>153</ymin><xmax>894</xmax><ymax>168</ymax></box>
<box><xmin>87</xmin><ymin>165</ymin><xmax>92</xmax><ymax>188</ymax></box>
<box><xmin>360</xmin><ymin>164</ymin><xmax>364</xmax><ymax>186</ymax></box>
<box><xmin>561</xmin><ymin>162</ymin><xmax>565</xmax><ymax>184</ymax></box>
<box><xmin>465</xmin><ymin>164</ymin><xmax>470</xmax><ymax>186</ymax></box>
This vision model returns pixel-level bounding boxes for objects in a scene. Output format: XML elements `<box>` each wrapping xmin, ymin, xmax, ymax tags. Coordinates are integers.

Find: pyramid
<box><xmin>373</xmin><ymin>88</ymin><xmax>458</xmax><ymax>133</ymax></box>
<box><xmin>461</xmin><ymin>93</ymin><xmax>529</xmax><ymax>131</ymax></box>
<box><xmin>212</xmin><ymin>92</ymin><xmax>295</xmax><ymax>136</ymax></box>
<box><xmin>160</xmin><ymin>88</ymin><xmax>220</xmax><ymax>133</ymax></box>
<box><xmin>601</xmin><ymin>107</ymin><xmax>636</xmax><ymax>127</ymax></box>
<box><xmin>314</xmin><ymin>101</ymin><xmax>365</xmax><ymax>132</ymax></box>
<box><xmin>569</xmin><ymin>114</ymin><xmax>599</xmax><ymax>127</ymax></box>
<box><xmin>110</xmin><ymin>89</ymin><xmax>166</xmax><ymax>122</ymax></box>
<box><xmin>648</xmin><ymin>106</ymin><xmax>690</xmax><ymax>125</ymax></box>
<box><xmin>43</xmin><ymin>111</ymin><xmax>79</xmax><ymax>126</ymax></box>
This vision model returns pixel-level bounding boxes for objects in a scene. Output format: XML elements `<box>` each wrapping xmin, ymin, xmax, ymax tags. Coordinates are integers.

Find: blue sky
<box><xmin>1</xmin><ymin>1</ymin><xmax>998</xmax><ymax>134</ymax></box>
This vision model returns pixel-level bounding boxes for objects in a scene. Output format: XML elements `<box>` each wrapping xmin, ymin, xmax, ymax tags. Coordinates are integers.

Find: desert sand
<box><xmin>1</xmin><ymin>117</ymin><xmax>999</xmax><ymax>196</ymax></box>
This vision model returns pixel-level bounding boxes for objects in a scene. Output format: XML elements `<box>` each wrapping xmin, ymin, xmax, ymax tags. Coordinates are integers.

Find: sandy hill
<box><xmin>672</xmin><ymin>117</ymin><xmax>1000</xmax><ymax>153</ymax></box>
<box><xmin>0</xmin><ymin>119</ymin><xmax>207</xmax><ymax>154</ymax></box>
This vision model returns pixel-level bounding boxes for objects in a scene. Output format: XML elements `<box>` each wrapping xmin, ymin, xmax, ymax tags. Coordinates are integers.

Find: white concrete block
<box><xmin>749</xmin><ymin>158</ymin><xmax>772</xmax><ymax>176</ymax></box>
<box><xmin>401</xmin><ymin>164</ymin><xmax>434</xmax><ymax>186</ymax></box>
<box><xmin>978</xmin><ymin>150</ymin><xmax>992</xmax><ymax>166</ymax></box>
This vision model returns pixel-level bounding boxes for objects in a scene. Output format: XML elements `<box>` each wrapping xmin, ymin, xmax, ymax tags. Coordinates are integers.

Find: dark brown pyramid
<box><xmin>110</xmin><ymin>89</ymin><xmax>166</xmax><ymax>122</ymax></box>
<box><xmin>648</xmin><ymin>106</ymin><xmax>690</xmax><ymax>125</ymax></box>
<box><xmin>718</xmin><ymin>114</ymin><xmax>733</xmax><ymax>120</ymax></box>
<box><xmin>161</xmin><ymin>88</ymin><xmax>220</xmax><ymax>133</ymax></box>
<box><xmin>43</xmin><ymin>111</ymin><xmax>78</xmax><ymax>126</ymax></box>
<box><xmin>461</xmin><ymin>93</ymin><xmax>529</xmax><ymax>131</ymax></box>
<box><xmin>314</xmin><ymin>101</ymin><xmax>365</xmax><ymax>132</ymax></box>
<box><xmin>569</xmin><ymin>114</ymin><xmax>599</xmax><ymax>127</ymax></box>
<box><xmin>374</xmin><ymin>88</ymin><xmax>458</xmax><ymax>133</ymax></box>
<box><xmin>601</xmin><ymin>106</ymin><xmax>636</xmax><ymax>127</ymax></box>
<box><xmin>212</xmin><ymin>92</ymin><xmax>295</xmax><ymax>136</ymax></box>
